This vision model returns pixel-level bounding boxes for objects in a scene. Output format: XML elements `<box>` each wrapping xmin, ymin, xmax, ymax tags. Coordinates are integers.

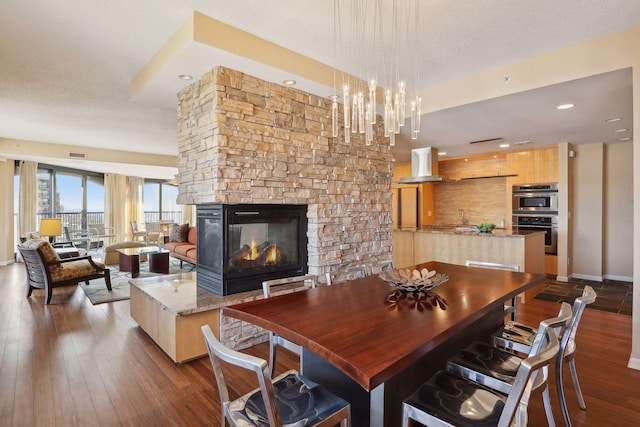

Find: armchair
<box><xmin>18</xmin><ymin>239</ymin><xmax>111</xmax><ymax>304</ymax></box>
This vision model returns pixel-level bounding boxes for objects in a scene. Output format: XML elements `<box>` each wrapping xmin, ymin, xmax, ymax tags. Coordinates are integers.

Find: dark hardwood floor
<box><xmin>1</xmin><ymin>262</ymin><xmax>639</xmax><ymax>426</ymax></box>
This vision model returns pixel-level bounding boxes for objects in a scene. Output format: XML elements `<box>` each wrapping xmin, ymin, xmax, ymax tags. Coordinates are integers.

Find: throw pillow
<box><xmin>170</xmin><ymin>223</ymin><xmax>189</xmax><ymax>242</ymax></box>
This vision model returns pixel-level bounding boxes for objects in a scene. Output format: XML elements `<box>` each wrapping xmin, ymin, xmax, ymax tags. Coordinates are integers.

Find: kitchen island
<box><xmin>392</xmin><ymin>227</ymin><xmax>545</xmax><ymax>301</ymax></box>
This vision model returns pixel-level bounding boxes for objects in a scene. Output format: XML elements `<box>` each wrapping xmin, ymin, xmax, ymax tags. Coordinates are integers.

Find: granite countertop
<box><xmin>128</xmin><ymin>272</ymin><xmax>263</xmax><ymax>316</ymax></box>
<box><xmin>395</xmin><ymin>227</ymin><xmax>544</xmax><ymax>237</ymax></box>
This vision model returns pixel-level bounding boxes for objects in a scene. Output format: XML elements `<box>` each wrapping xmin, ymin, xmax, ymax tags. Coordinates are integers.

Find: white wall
<box><xmin>0</xmin><ymin>159</ymin><xmax>15</xmax><ymax>265</ymax></box>
<box><xmin>572</xmin><ymin>144</ymin><xmax>604</xmax><ymax>280</ymax></box>
<box><xmin>605</xmin><ymin>142</ymin><xmax>634</xmax><ymax>280</ymax></box>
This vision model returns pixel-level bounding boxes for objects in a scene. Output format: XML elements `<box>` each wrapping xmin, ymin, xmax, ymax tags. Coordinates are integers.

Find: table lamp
<box><xmin>40</xmin><ymin>218</ymin><xmax>62</xmax><ymax>243</ymax></box>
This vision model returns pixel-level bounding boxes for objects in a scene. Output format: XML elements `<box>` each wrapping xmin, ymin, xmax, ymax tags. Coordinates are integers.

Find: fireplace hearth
<box><xmin>196</xmin><ymin>204</ymin><xmax>308</xmax><ymax>296</ymax></box>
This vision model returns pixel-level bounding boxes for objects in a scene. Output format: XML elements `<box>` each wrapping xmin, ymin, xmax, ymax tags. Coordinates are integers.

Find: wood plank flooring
<box><xmin>1</xmin><ymin>262</ymin><xmax>639</xmax><ymax>426</ymax></box>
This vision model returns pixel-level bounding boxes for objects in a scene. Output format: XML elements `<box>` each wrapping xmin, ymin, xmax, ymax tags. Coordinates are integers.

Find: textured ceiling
<box><xmin>1</xmin><ymin>0</ymin><xmax>639</xmax><ymax>176</ymax></box>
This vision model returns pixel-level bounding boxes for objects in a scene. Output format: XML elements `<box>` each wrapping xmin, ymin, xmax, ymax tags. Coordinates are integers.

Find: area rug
<box><xmin>534</xmin><ymin>277</ymin><xmax>632</xmax><ymax>315</ymax></box>
<box><xmin>81</xmin><ymin>260</ymin><xmax>195</xmax><ymax>305</ymax></box>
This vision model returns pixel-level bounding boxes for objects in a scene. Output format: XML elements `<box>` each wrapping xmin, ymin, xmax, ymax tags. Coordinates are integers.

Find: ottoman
<box><xmin>103</xmin><ymin>241</ymin><xmax>148</xmax><ymax>265</ymax></box>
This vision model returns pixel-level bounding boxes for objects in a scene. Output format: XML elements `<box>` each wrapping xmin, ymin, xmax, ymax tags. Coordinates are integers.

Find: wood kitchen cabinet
<box><xmin>506</xmin><ymin>147</ymin><xmax>558</xmax><ymax>184</ymax></box>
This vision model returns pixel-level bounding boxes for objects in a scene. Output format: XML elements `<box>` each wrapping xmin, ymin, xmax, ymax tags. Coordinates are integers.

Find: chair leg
<box><xmin>269</xmin><ymin>332</ymin><xmax>277</xmax><ymax>377</ymax></box>
<box><xmin>556</xmin><ymin>360</ymin><xmax>572</xmax><ymax>427</ymax></box>
<box><xmin>104</xmin><ymin>269</ymin><xmax>112</xmax><ymax>291</ymax></box>
<box><xmin>45</xmin><ymin>285</ymin><xmax>53</xmax><ymax>304</ymax></box>
<box><xmin>542</xmin><ymin>383</ymin><xmax>556</xmax><ymax>427</ymax></box>
<box><xmin>27</xmin><ymin>284</ymin><xmax>34</xmax><ymax>297</ymax></box>
<box><xmin>569</xmin><ymin>359</ymin><xmax>587</xmax><ymax>410</ymax></box>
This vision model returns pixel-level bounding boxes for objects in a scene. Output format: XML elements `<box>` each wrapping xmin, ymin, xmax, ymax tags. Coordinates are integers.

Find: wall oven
<box><xmin>512</xmin><ymin>183</ymin><xmax>558</xmax><ymax>214</ymax></box>
<box><xmin>512</xmin><ymin>215</ymin><xmax>558</xmax><ymax>255</ymax></box>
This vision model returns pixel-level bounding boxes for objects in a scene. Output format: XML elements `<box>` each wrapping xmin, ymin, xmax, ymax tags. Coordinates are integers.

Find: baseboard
<box><xmin>604</xmin><ymin>274</ymin><xmax>633</xmax><ymax>282</ymax></box>
<box><xmin>571</xmin><ymin>273</ymin><xmax>603</xmax><ymax>282</ymax></box>
<box><xmin>628</xmin><ymin>356</ymin><xmax>640</xmax><ymax>371</ymax></box>
<box><xmin>0</xmin><ymin>259</ymin><xmax>14</xmax><ymax>266</ymax></box>
<box><xmin>555</xmin><ymin>275</ymin><xmax>569</xmax><ymax>282</ymax></box>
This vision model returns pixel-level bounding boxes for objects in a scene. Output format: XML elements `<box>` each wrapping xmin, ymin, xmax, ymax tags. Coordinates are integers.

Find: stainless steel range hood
<box><xmin>396</xmin><ymin>147</ymin><xmax>443</xmax><ymax>183</ymax></box>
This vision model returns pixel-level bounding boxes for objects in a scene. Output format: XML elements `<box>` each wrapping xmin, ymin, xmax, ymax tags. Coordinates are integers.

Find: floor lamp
<box><xmin>40</xmin><ymin>218</ymin><xmax>62</xmax><ymax>243</ymax></box>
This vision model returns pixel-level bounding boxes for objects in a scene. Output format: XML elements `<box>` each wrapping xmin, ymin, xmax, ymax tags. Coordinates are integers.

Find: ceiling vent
<box><xmin>469</xmin><ymin>137</ymin><xmax>503</xmax><ymax>145</ymax></box>
<box><xmin>69</xmin><ymin>152</ymin><xmax>87</xmax><ymax>159</ymax></box>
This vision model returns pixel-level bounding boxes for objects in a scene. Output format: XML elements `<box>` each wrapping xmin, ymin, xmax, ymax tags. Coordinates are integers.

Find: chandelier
<box><xmin>331</xmin><ymin>0</ymin><xmax>421</xmax><ymax>146</ymax></box>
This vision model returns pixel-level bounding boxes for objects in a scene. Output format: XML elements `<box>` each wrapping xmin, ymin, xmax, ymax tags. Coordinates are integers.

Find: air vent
<box><xmin>469</xmin><ymin>137</ymin><xmax>503</xmax><ymax>145</ymax></box>
<box><xmin>69</xmin><ymin>152</ymin><xmax>86</xmax><ymax>159</ymax></box>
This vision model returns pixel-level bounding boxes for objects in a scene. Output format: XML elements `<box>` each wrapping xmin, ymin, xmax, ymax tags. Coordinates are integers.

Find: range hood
<box><xmin>396</xmin><ymin>147</ymin><xmax>443</xmax><ymax>183</ymax></box>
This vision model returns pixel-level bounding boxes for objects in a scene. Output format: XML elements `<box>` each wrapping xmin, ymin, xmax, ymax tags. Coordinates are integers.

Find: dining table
<box><xmin>222</xmin><ymin>260</ymin><xmax>545</xmax><ymax>427</ymax></box>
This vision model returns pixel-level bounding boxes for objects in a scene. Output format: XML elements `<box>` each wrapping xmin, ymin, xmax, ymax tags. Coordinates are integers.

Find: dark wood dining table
<box><xmin>222</xmin><ymin>260</ymin><xmax>545</xmax><ymax>427</ymax></box>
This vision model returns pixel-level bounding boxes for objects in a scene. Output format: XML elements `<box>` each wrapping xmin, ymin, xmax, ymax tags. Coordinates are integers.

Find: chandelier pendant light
<box><xmin>331</xmin><ymin>0</ymin><xmax>422</xmax><ymax>145</ymax></box>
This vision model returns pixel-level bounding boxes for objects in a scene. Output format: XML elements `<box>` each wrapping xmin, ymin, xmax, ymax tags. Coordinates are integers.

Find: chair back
<box><xmin>130</xmin><ymin>220</ymin><xmax>139</xmax><ymax>233</ymax></box>
<box><xmin>18</xmin><ymin>245</ymin><xmax>49</xmax><ymax>288</ymax></box>
<box><xmin>499</xmin><ymin>316</ymin><xmax>563</xmax><ymax>426</ymax></box>
<box><xmin>201</xmin><ymin>325</ymin><xmax>281</xmax><ymax>427</ymax></box>
<box><xmin>262</xmin><ymin>274</ymin><xmax>317</xmax><ymax>298</ymax></box>
<box><xmin>560</xmin><ymin>285</ymin><xmax>597</xmax><ymax>358</ymax></box>
<box><xmin>465</xmin><ymin>260</ymin><xmax>520</xmax><ymax>272</ymax></box>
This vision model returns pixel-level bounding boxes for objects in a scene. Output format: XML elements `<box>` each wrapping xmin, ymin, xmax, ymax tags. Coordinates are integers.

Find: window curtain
<box><xmin>127</xmin><ymin>177</ymin><xmax>144</xmax><ymax>239</ymax></box>
<box><xmin>181</xmin><ymin>204</ymin><xmax>195</xmax><ymax>226</ymax></box>
<box><xmin>104</xmin><ymin>173</ymin><xmax>128</xmax><ymax>242</ymax></box>
<box><xmin>18</xmin><ymin>160</ymin><xmax>38</xmax><ymax>237</ymax></box>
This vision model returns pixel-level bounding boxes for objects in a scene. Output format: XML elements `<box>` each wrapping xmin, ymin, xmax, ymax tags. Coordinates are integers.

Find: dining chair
<box><xmin>401</xmin><ymin>316</ymin><xmax>561</xmax><ymax>427</ymax></box>
<box><xmin>466</xmin><ymin>260</ymin><xmax>520</xmax><ymax>321</ymax></box>
<box><xmin>325</xmin><ymin>265</ymin><xmax>366</xmax><ymax>286</ymax></box>
<box><xmin>201</xmin><ymin>324</ymin><xmax>350</xmax><ymax>427</ymax></box>
<box><xmin>493</xmin><ymin>285</ymin><xmax>597</xmax><ymax>427</ymax></box>
<box><xmin>130</xmin><ymin>220</ymin><xmax>148</xmax><ymax>243</ymax></box>
<box><xmin>445</xmin><ymin>302</ymin><xmax>572</xmax><ymax>427</ymax></box>
<box><xmin>262</xmin><ymin>274</ymin><xmax>317</xmax><ymax>375</ymax></box>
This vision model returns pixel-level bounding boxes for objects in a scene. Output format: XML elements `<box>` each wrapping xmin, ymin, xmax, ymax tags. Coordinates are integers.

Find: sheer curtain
<box><xmin>18</xmin><ymin>160</ymin><xmax>38</xmax><ymax>236</ymax></box>
<box><xmin>128</xmin><ymin>177</ymin><xmax>144</xmax><ymax>239</ymax></box>
<box><xmin>104</xmin><ymin>173</ymin><xmax>128</xmax><ymax>242</ymax></box>
<box><xmin>181</xmin><ymin>204</ymin><xmax>195</xmax><ymax>226</ymax></box>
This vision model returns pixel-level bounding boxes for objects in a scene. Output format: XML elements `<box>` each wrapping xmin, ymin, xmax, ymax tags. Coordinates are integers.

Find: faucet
<box><xmin>458</xmin><ymin>209</ymin><xmax>467</xmax><ymax>225</ymax></box>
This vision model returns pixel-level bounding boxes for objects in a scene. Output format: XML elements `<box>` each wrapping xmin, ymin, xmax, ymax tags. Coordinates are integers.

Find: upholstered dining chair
<box><xmin>201</xmin><ymin>324</ymin><xmax>350</xmax><ymax>427</ymax></box>
<box><xmin>262</xmin><ymin>274</ymin><xmax>317</xmax><ymax>375</ymax></box>
<box><xmin>445</xmin><ymin>302</ymin><xmax>572</xmax><ymax>427</ymax></box>
<box><xmin>401</xmin><ymin>312</ymin><xmax>562</xmax><ymax>427</ymax></box>
<box><xmin>492</xmin><ymin>285</ymin><xmax>597</xmax><ymax>427</ymax></box>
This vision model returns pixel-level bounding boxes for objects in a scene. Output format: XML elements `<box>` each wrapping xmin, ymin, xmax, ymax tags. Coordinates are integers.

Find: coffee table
<box><xmin>117</xmin><ymin>246</ymin><xmax>170</xmax><ymax>277</ymax></box>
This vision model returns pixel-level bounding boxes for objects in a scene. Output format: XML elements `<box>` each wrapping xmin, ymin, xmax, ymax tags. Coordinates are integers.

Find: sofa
<box><xmin>164</xmin><ymin>225</ymin><xmax>196</xmax><ymax>267</ymax></box>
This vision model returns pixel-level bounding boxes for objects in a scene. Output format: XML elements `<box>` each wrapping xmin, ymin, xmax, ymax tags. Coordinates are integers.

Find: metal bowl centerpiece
<box><xmin>379</xmin><ymin>268</ymin><xmax>449</xmax><ymax>293</ymax></box>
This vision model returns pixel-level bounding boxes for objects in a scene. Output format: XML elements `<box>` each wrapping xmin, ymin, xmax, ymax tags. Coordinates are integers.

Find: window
<box><xmin>143</xmin><ymin>180</ymin><xmax>181</xmax><ymax>224</ymax></box>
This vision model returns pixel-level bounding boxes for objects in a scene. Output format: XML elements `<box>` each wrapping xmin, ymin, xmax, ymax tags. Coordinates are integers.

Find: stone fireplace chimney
<box><xmin>176</xmin><ymin>66</ymin><xmax>393</xmax><ymax>281</ymax></box>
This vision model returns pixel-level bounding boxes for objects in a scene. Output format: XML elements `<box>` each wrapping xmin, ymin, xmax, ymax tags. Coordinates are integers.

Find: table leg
<box><xmin>118</xmin><ymin>252</ymin><xmax>140</xmax><ymax>278</ymax></box>
<box><xmin>149</xmin><ymin>252</ymin><xmax>170</xmax><ymax>274</ymax></box>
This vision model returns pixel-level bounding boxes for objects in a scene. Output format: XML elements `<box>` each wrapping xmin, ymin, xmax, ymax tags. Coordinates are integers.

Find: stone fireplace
<box><xmin>175</xmin><ymin>66</ymin><xmax>393</xmax><ymax>347</ymax></box>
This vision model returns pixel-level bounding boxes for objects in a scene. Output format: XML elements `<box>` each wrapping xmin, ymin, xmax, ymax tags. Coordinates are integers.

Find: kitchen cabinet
<box><xmin>391</xmin><ymin>183</ymin><xmax>436</xmax><ymax>229</ymax></box>
<box><xmin>506</xmin><ymin>147</ymin><xmax>558</xmax><ymax>184</ymax></box>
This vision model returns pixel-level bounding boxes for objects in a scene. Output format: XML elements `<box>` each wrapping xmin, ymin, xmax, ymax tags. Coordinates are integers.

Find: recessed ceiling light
<box><xmin>620</xmin><ymin>137</ymin><xmax>631</xmax><ymax>141</ymax></box>
<box><xmin>439</xmin><ymin>152</ymin><xmax>447</xmax><ymax>156</ymax></box>
<box><xmin>178</xmin><ymin>74</ymin><xmax>193</xmax><ymax>81</ymax></box>
<box><xmin>282</xmin><ymin>79</ymin><xmax>297</xmax><ymax>86</ymax></box>
<box><xmin>514</xmin><ymin>140</ymin><xmax>532</xmax><ymax>145</ymax></box>
<box><xmin>605</xmin><ymin>117</ymin><xmax>622</xmax><ymax>122</ymax></box>
<box><xmin>556</xmin><ymin>103</ymin><xmax>575</xmax><ymax>110</ymax></box>
<box><xmin>499</xmin><ymin>143</ymin><xmax>510</xmax><ymax>148</ymax></box>
<box><xmin>614</xmin><ymin>128</ymin><xmax>628</xmax><ymax>133</ymax></box>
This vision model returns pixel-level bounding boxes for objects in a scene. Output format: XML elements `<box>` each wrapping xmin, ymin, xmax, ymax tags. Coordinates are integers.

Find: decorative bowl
<box><xmin>476</xmin><ymin>222</ymin><xmax>496</xmax><ymax>233</ymax></box>
<box><xmin>379</xmin><ymin>268</ymin><xmax>449</xmax><ymax>293</ymax></box>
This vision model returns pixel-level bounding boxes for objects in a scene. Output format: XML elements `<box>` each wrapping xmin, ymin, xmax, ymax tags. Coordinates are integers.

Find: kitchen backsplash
<box><xmin>434</xmin><ymin>177</ymin><xmax>507</xmax><ymax>226</ymax></box>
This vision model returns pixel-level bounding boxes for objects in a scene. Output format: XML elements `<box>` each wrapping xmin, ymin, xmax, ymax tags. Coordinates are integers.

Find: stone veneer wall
<box><xmin>176</xmin><ymin>66</ymin><xmax>393</xmax><ymax>348</ymax></box>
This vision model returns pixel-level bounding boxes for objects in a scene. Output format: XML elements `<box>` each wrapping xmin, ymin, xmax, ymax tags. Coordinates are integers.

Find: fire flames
<box><xmin>265</xmin><ymin>243</ymin><xmax>277</xmax><ymax>265</ymax></box>
<box><xmin>243</xmin><ymin>239</ymin><xmax>259</xmax><ymax>261</ymax></box>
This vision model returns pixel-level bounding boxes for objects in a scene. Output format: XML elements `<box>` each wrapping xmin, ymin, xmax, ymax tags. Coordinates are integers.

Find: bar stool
<box><xmin>493</xmin><ymin>285</ymin><xmax>597</xmax><ymax>427</ymax></box>
<box><xmin>262</xmin><ymin>274</ymin><xmax>317</xmax><ymax>375</ymax></box>
<box><xmin>201</xmin><ymin>325</ymin><xmax>350</xmax><ymax>427</ymax></box>
<box><xmin>466</xmin><ymin>260</ymin><xmax>520</xmax><ymax>321</ymax></box>
<box><xmin>402</xmin><ymin>318</ymin><xmax>561</xmax><ymax>427</ymax></box>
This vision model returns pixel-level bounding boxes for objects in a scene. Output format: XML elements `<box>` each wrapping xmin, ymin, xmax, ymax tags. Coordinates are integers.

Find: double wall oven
<box><xmin>512</xmin><ymin>183</ymin><xmax>558</xmax><ymax>255</ymax></box>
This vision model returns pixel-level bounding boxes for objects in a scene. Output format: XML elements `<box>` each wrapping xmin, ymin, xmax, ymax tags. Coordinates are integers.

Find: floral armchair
<box><xmin>18</xmin><ymin>239</ymin><xmax>111</xmax><ymax>304</ymax></box>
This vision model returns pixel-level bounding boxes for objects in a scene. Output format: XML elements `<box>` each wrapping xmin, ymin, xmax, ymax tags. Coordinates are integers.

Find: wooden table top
<box><xmin>222</xmin><ymin>261</ymin><xmax>545</xmax><ymax>391</ymax></box>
